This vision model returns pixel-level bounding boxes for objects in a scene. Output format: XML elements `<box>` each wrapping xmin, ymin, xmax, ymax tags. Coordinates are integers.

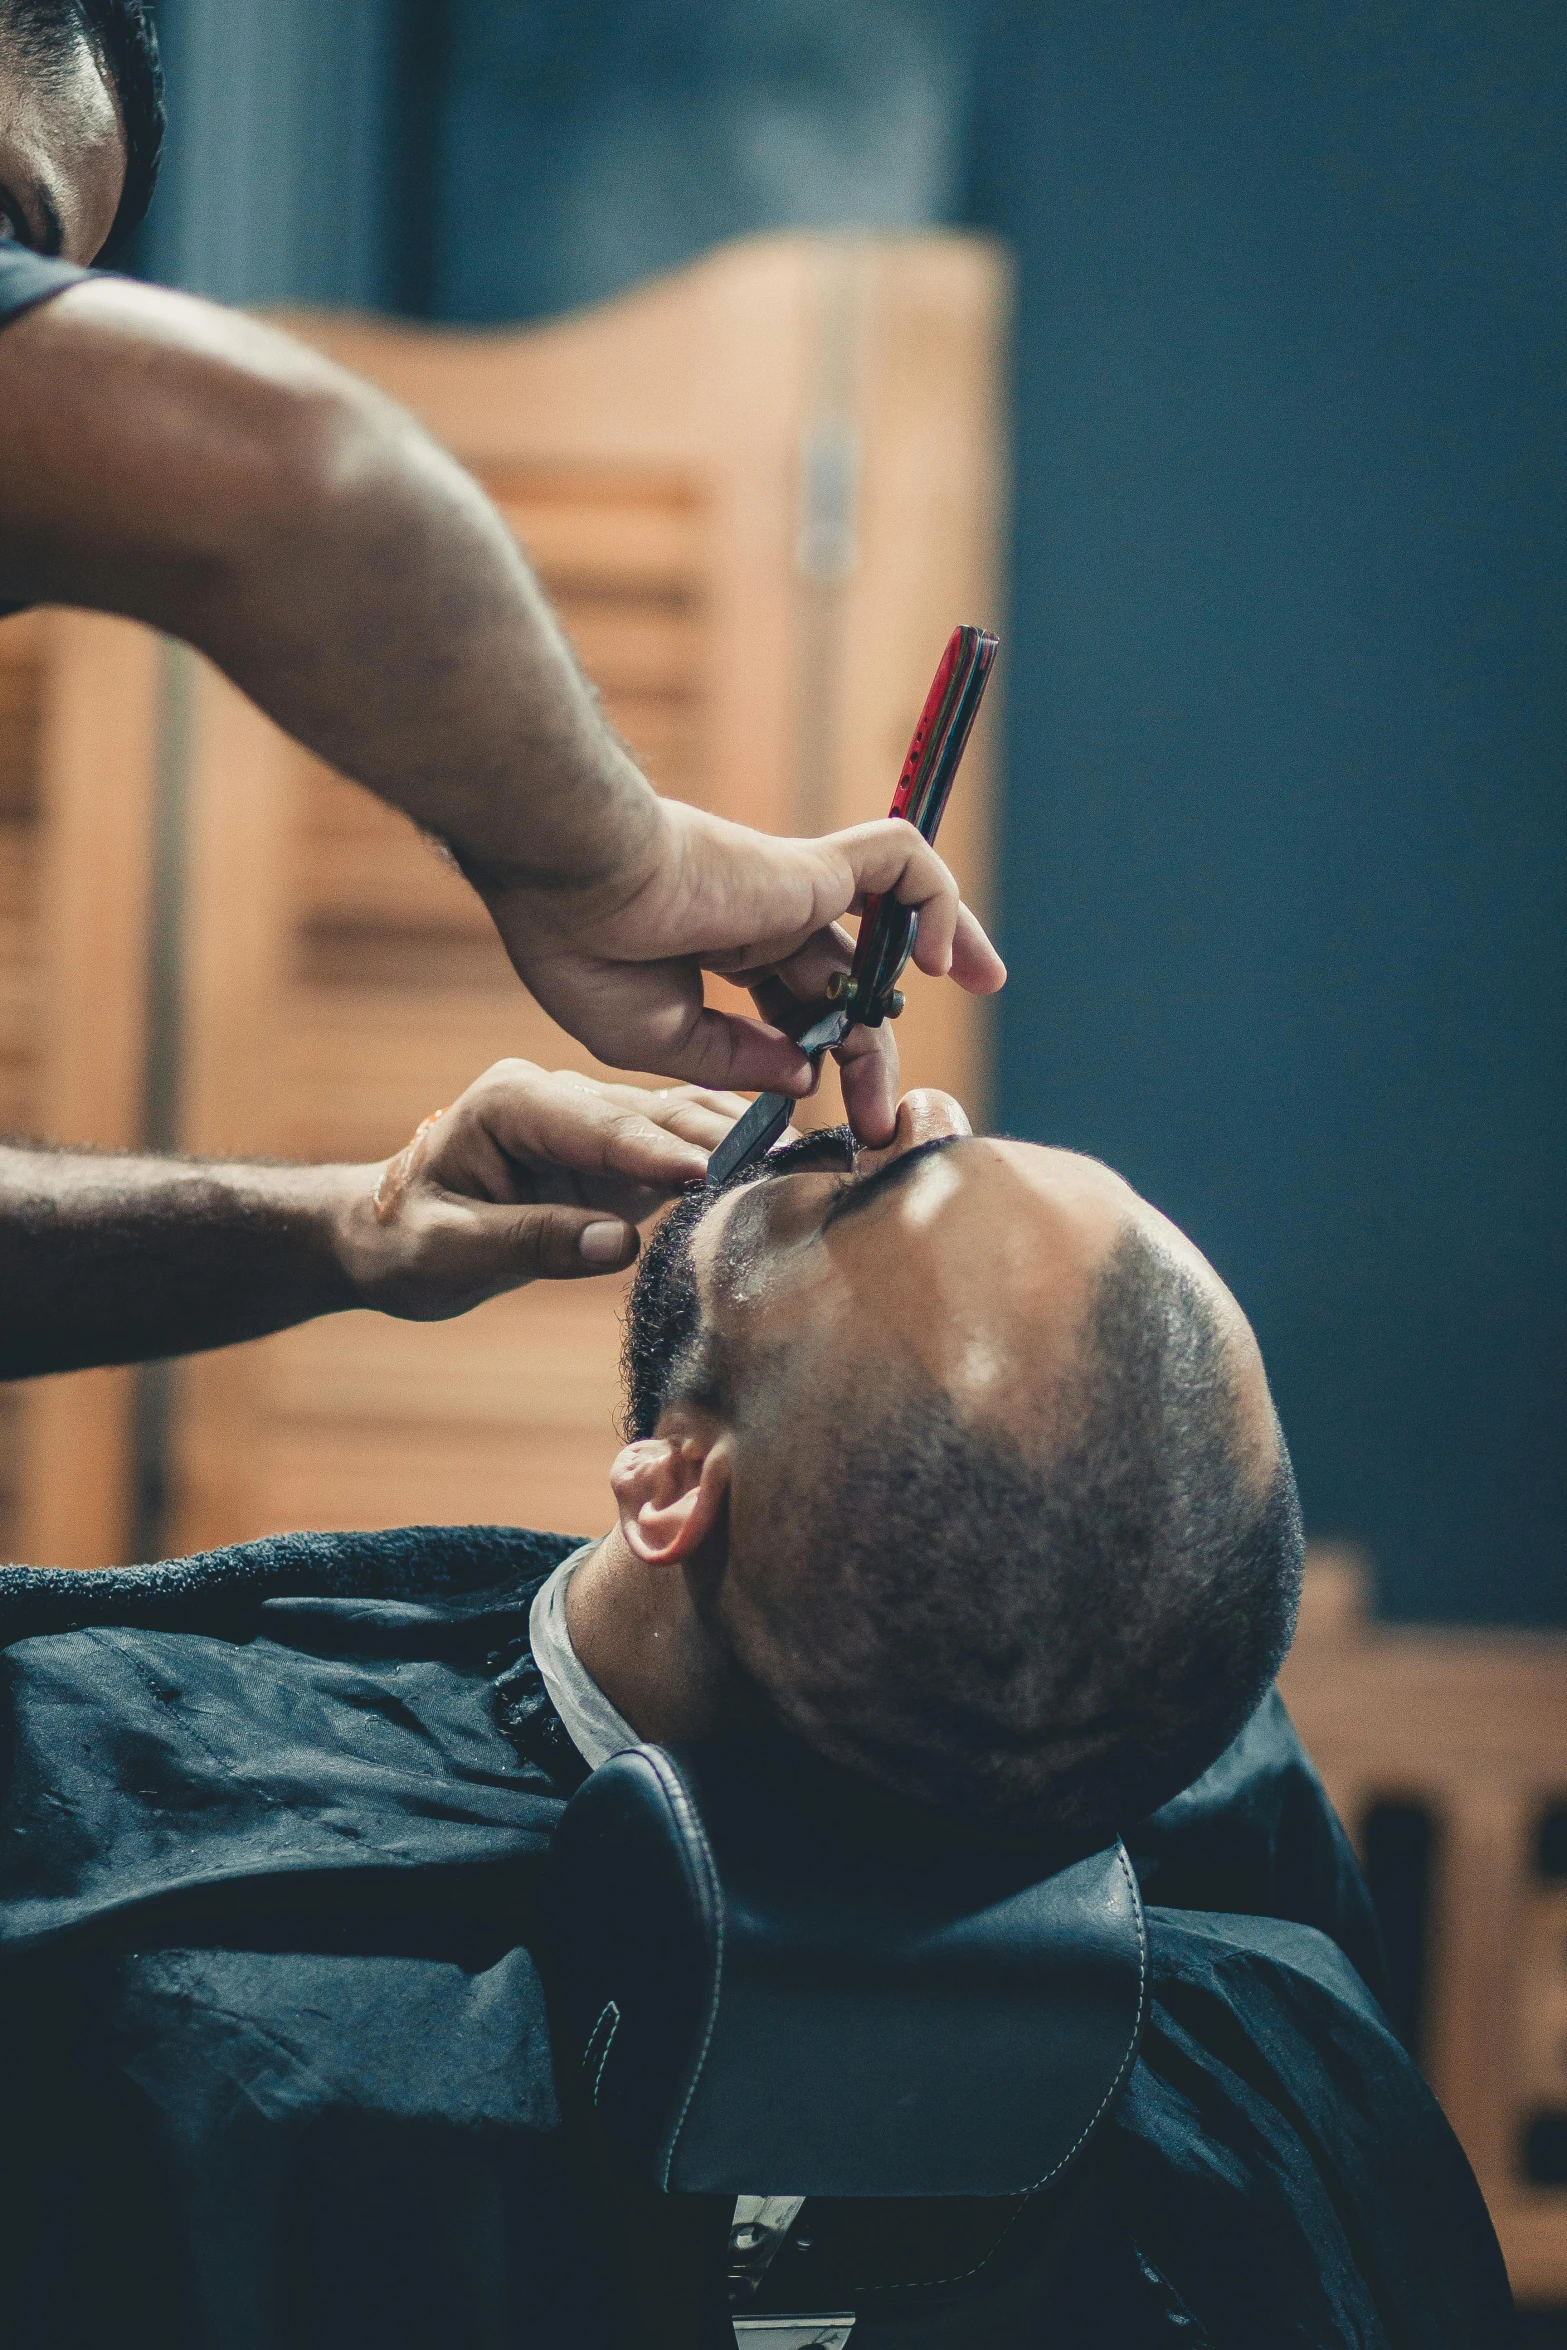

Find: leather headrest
<box><xmin>543</xmin><ymin>1738</ymin><xmax>1146</xmax><ymax>2199</ymax></box>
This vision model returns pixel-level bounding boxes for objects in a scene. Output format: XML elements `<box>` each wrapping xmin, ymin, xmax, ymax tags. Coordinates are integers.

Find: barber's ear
<box><xmin>609</xmin><ymin>1426</ymin><xmax>730</xmax><ymax>1567</ymax></box>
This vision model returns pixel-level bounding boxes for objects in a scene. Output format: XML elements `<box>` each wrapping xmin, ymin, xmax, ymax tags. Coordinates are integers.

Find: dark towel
<box><xmin>0</xmin><ymin>1521</ymin><xmax>571</xmax><ymax>1642</ymax></box>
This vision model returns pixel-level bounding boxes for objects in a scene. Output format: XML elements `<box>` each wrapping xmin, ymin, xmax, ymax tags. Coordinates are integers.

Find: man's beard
<box><xmin>620</xmin><ymin>1124</ymin><xmax>856</xmax><ymax>1441</ymax></box>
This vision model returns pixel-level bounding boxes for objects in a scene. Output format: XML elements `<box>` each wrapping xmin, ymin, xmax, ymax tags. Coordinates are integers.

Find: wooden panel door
<box><xmin>0</xmin><ymin>611</ymin><xmax>48</xmax><ymax>1561</ymax></box>
<box><xmin>0</xmin><ymin>609</ymin><xmax>163</xmax><ymax>1569</ymax></box>
<box><xmin>159</xmin><ymin>230</ymin><xmax>1007</xmax><ymax>1553</ymax></box>
<box><xmin>1282</xmin><ymin>1553</ymin><xmax>1567</xmax><ymax>2302</ymax></box>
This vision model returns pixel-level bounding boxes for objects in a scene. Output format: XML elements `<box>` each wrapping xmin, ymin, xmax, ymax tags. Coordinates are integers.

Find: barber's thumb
<box><xmin>504</xmin><ymin>1205</ymin><xmax>639</xmax><ymax>1282</ymax></box>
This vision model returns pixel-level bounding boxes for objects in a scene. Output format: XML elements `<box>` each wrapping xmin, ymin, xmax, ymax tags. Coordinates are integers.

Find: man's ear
<box><xmin>609</xmin><ymin>1420</ymin><xmax>731</xmax><ymax>1567</ymax></box>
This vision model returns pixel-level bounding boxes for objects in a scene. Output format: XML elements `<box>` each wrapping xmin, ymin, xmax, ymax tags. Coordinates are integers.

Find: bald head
<box><xmin>620</xmin><ymin>1096</ymin><xmax>1302</xmax><ymax>1847</ymax></box>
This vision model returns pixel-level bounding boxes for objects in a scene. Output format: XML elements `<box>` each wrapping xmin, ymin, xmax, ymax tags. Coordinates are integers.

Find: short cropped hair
<box><xmin>1</xmin><ymin>0</ymin><xmax>165</xmax><ymax>257</ymax></box>
<box><xmin>722</xmin><ymin>1227</ymin><xmax>1302</xmax><ymax>1850</ymax></box>
<box><xmin>623</xmin><ymin>1155</ymin><xmax>1303</xmax><ymax>1850</ymax></box>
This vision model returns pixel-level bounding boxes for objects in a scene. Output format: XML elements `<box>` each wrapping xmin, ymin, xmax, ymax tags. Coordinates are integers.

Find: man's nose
<box><xmin>855</xmin><ymin>1088</ymin><xmax>972</xmax><ymax>1172</ymax></box>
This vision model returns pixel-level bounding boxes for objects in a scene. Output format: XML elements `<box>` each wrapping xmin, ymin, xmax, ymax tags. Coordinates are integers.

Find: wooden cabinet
<box><xmin>1283</xmin><ymin>1552</ymin><xmax>1567</xmax><ymax>2303</ymax></box>
<box><xmin>0</xmin><ymin>608</ymin><xmax>164</xmax><ymax>1570</ymax></box>
<box><xmin>0</xmin><ymin>231</ymin><xmax>1008</xmax><ymax>1564</ymax></box>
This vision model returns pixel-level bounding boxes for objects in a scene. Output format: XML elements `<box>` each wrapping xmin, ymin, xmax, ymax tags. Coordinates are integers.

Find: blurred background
<box><xmin>138</xmin><ymin>0</ymin><xmax>1566</xmax><ymax>1636</ymax></box>
<box><xmin>1</xmin><ymin>0</ymin><xmax>1563</xmax><ymax>2313</ymax></box>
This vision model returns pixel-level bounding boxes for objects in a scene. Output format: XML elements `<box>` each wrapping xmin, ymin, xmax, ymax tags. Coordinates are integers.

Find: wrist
<box><xmin>317</xmin><ymin>1160</ymin><xmax>402</xmax><ymax>1311</ymax></box>
<box><xmin>455</xmin><ymin>746</ymin><xmax>666</xmax><ymax>912</ymax></box>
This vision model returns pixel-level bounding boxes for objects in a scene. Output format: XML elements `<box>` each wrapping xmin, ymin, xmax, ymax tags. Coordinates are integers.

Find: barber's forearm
<box><xmin>0</xmin><ymin>1146</ymin><xmax>361</xmax><ymax>1378</ymax></box>
<box><xmin>0</xmin><ymin>280</ymin><xmax>657</xmax><ymax>891</ymax></box>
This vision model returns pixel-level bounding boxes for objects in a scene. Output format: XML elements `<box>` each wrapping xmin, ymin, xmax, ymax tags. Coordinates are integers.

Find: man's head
<box><xmin>0</xmin><ymin>0</ymin><xmax>162</xmax><ymax>263</ymax></box>
<box><xmin>608</xmin><ymin>1092</ymin><xmax>1302</xmax><ymax>1850</ymax></box>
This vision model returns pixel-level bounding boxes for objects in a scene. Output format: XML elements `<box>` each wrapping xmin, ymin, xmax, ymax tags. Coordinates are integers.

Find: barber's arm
<box><xmin>0</xmin><ymin>278</ymin><xmax>1004</xmax><ymax>1144</ymax></box>
<box><xmin>0</xmin><ymin>1062</ymin><xmax>739</xmax><ymax>1380</ymax></box>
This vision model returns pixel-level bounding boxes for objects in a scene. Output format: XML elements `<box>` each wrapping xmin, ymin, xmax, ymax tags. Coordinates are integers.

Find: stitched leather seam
<box><xmin>652</xmin><ymin>1753</ymin><xmax>726</xmax><ymax>2192</ymax></box>
<box><xmin>851</xmin><ymin>1839</ymin><xmax>1149</xmax><ymax>2295</ymax></box>
<box><xmin>583</xmin><ymin>1999</ymin><xmax>621</xmax><ymax>2105</ymax></box>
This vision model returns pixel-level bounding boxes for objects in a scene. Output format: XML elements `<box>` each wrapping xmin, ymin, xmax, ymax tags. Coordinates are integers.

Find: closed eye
<box><xmin>821</xmin><ymin>1134</ymin><xmax>969</xmax><ymax>1231</ymax></box>
<box><xmin>0</xmin><ymin>178</ymin><xmax>62</xmax><ymax>256</ymax></box>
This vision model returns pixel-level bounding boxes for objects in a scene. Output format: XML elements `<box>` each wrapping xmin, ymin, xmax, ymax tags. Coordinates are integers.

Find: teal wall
<box><xmin>140</xmin><ymin>2</ymin><xmax>1566</xmax><ymax>1625</ymax></box>
<box><xmin>972</xmin><ymin>8</ymin><xmax>1566</xmax><ymax>1626</ymax></box>
<box><xmin>143</xmin><ymin>0</ymin><xmax>431</xmax><ymax>308</ymax></box>
<box><xmin>429</xmin><ymin>0</ymin><xmax>973</xmax><ymax>320</ymax></box>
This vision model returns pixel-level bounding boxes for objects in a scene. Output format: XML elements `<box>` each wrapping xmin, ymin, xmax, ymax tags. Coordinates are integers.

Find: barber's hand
<box><xmin>731</xmin><ymin>926</ymin><xmax>917</xmax><ymax>1144</ymax></box>
<box><xmin>476</xmin><ymin>801</ymin><xmax>1006</xmax><ymax>1149</ymax></box>
<box><xmin>333</xmin><ymin>1060</ymin><xmax>746</xmax><ymax>1321</ymax></box>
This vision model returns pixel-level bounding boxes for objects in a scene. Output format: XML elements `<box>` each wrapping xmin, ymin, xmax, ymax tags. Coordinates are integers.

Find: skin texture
<box><xmin>567</xmin><ymin>1088</ymin><xmax>1280</xmax><ymax>1746</ymax></box>
<box><xmin>0</xmin><ymin>1063</ymin><xmax>749</xmax><ymax>1377</ymax></box>
<box><xmin>0</xmin><ymin>43</ymin><xmax>1004</xmax><ymax>1139</ymax></box>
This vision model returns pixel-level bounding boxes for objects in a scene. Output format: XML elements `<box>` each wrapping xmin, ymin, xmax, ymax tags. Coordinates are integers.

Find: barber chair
<box><xmin>544</xmin><ymin>1738</ymin><xmax>1152</xmax><ymax>2350</ymax></box>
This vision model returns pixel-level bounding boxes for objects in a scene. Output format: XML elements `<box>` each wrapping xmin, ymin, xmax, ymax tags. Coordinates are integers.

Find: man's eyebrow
<box><xmin>35</xmin><ymin>183</ymin><xmax>63</xmax><ymax>259</ymax></box>
<box><xmin>821</xmin><ymin>1134</ymin><xmax>970</xmax><ymax>1232</ymax></box>
<box><xmin>10</xmin><ymin>179</ymin><xmax>66</xmax><ymax>258</ymax></box>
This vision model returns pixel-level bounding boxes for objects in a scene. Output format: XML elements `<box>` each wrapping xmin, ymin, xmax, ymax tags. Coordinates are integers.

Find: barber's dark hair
<box><xmin>748</xmin><ymin>1227</ymin><xmax>1304</xmax><ymax>1849</ymax></box>
<box><xmin>1</xmin><ymin>0</ymin><xmax>165</xmax><ymax>258</ymax></box>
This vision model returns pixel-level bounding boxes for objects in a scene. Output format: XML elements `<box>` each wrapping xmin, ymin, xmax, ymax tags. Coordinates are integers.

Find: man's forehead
<box><xmin>664</xmin><ymin>1119</ymin><xmax>1268</xmax><ymax>1459</ymax></box>
<box><xmin>750</xmin><ymin>1129</ymin><xmax>1134</xmax><ymax>1213</ymax></box>
<box><xmin>680</xmin><ymin>1130</ymin><xmax>1134</xmax><ymax>1434</ymax></box>
<box><xmin>687</xmin><ymin>1123</ymin><xmax>1249</xmax><ymax>1354</ymax></box>
<box><xmin>689</xmin><ymin>1130</ymin><xmax>1140</xmax><ymax>1293</ymax></box>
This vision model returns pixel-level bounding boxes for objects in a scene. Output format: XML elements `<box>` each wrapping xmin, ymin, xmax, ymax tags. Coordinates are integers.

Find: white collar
<box><xmin>528</xmin><ymin>1543</ymin><xmax>640</xmax><ymax>1772</ymax></box>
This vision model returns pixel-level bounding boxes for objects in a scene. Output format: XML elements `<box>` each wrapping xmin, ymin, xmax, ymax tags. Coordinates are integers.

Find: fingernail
<box><xmin>580</xmin><ymin>1221</ymin><xmax>630</xmax><ymax>1266</ymax></box>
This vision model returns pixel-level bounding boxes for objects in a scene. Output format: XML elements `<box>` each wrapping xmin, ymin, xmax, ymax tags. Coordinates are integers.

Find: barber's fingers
<box><xmin>743</xmin><ymin>973</ymin><xmax>830</xmax><ymax>1057</ymax></box>
<box><xmin>742</xmin><ymin>961</ymin><xmax>899</xmax><ymax>1147</ymax></box>
<box><xmin>833</xmin><ymin>1022</ymin><xmax>900</xmax><ymax>1148</ymax></box>
<box><xmin>490</xmin><ymin>1202</ymin><xmax>640</xmax><ymax>1282</ymax></box>
<box><xmin>698</xmin><ymin>826</ymin><xmax>1005</xmax><ymax>997</ymax></box>
<box><xmin>424</xmin><ymin>1061</ymin><xmax>714</xmax><ymax>1200</ymax></box>
<box><xmin>542</xmin><ymin>1072</ymin><xmax>750</xmax><ymax>1154</ymax></box>
<box><xmin>541</xmin><ymin>1072</ymin><xmax>751</xmax><ymax>1121</ymax></box>
<box><xmin>342</xmin><ymin>1166</ymin><xmax>650</xmax><ymax>1321</ymax></box>
<box><xmin>601</xmin><ymin>1002</ymin><xmax>818</xmax><ymax>1099</ymax></box>
<box><xmin>406</xmin><ymin>1198</ymin><xmax>642</xmax><ymax>1312</ymax></box>
<box><xmin>827</xmin><ymin>821</ymin><xmax>1006</xmax><ymax>993</ymax></box>
<box><xmin>490</xmin><ymin>1074</ymin><xmax>712</xmax><ymax>1189</ymax></box>
<box><xmin>724</xmin><ymin>922</ymin><xmax>858</xmax><ymax>1008</ymax></box>
<box><xmin>655</xmin><ymin>1095</ymin><xmax>753</xmax><ymax>1149</ymax></box>
<box><xmin>944</xmin><ymin>901</ymin><xmax>1006</xmax><ymax>993</ymax></box>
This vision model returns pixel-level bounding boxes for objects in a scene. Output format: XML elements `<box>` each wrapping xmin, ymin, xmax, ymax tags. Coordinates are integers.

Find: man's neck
<box><xmin>565</xmin><ymin>1527</ymin><xmax>765</xmax><ymax>1746</ymax></box>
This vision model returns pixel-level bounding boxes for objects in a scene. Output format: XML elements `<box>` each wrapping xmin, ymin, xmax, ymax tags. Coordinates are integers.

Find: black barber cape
<box><xmin>0</xmin><ymin>1526</ymin><xmax>1513</xmax><ymax>2349</ymax></box>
